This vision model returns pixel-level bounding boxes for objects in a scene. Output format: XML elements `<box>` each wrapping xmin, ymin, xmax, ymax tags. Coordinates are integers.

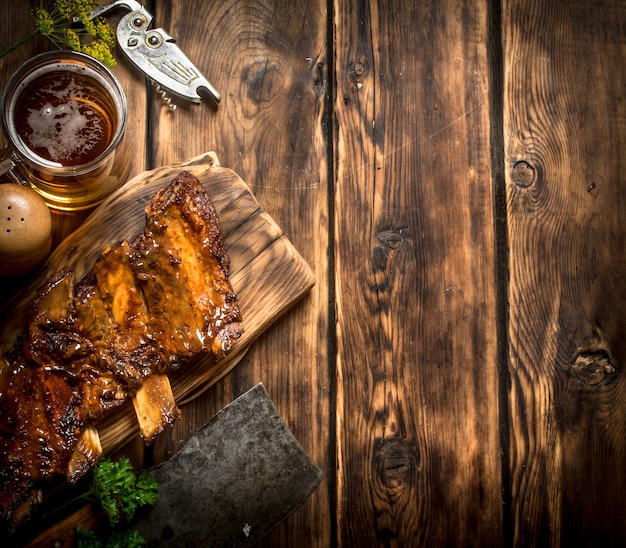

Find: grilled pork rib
<box><xmin>0</xmin><ymin>172</ymin><xmax>243</xmax><ymax>530</ymax></box>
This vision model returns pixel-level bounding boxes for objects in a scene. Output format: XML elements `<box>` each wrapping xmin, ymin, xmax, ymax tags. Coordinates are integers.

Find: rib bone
<box><xmin>133</xmin><ymin>375</ymin><xmax>182</xmax><ymax>444</ymax></box>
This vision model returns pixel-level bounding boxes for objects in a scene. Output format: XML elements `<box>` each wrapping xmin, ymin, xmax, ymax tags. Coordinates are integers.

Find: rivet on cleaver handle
<box><xmin>135</xmin><ymin>383</ymin><xmax>322</xmax><ymax>547</ymax></box>
<box><xmin>88</xmin><ymin>0</ymin><xmax>221</xmax><ymax>104</ymax></box>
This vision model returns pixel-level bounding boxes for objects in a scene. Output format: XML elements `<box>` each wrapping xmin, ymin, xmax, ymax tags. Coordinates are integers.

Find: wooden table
<box><xmin>2</xmin><ymin>0</ymin><xmax>626</xmax><ymax>545</ymax></box>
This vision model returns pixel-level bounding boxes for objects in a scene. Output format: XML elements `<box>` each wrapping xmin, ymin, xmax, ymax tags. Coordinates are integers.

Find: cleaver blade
<box><xmin>135</xmin><ymin>382</ymin><xmax>322</xmax><ymax>546</ymax></box>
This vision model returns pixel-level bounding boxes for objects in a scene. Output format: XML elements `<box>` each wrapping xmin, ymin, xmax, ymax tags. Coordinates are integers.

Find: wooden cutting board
<box><xmin>0</xmin><ymin>151</ymin><xmax>315</xmax><ymax>455</ymax></box>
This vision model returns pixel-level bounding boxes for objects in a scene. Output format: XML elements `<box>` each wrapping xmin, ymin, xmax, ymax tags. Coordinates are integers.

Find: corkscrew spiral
<box><xmin>150</xmin><ymin>79</ymin><xmax>177</xmax><ymax>110</ymax></box>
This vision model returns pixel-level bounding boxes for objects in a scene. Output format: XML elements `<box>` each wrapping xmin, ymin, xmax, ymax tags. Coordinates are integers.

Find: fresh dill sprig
<box><xmin>0</xmin><ymin>0</ymin><xmax>117</xmax><ymax>68</ymax></box>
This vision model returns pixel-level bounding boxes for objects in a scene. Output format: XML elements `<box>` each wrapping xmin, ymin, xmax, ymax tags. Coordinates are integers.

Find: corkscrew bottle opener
<box><xmin>86</xmin><ymin>0</ymin><xmax>221</xmax><ymax>108</ymax></box>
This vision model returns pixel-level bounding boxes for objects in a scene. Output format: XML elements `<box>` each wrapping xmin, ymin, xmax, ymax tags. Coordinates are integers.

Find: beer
<box><xmin>0</xmin><ymin>52</ymin><xmax>130</xmax><ymax>211</ymax></box>
<box><xmin>14</xmin><ymin>71</ymin><xmax>117</xmax><ymax>167</ymax></box>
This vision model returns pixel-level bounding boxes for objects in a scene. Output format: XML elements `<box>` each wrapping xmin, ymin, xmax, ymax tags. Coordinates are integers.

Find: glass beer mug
<box><xmin>0</xmin><ymin>51</ymin><xmax>131</xmax><ymax>210</ymax></box>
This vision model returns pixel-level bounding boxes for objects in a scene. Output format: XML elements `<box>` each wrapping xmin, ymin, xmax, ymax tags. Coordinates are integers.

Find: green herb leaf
<box><xmin>90</xmin><ymin>457</ymin><xmax>159</xmax><ymax>526</ymax></box>
<box><xmin>75</xmin><ymin>526</ymin><xmax>104</xmax><ymax>548</ymax></box>
<box><xmin>53</xmin><ymin>457</ymin><xmax>156</xmax><ymax>548</ymax></box>
<box><xmin>75</xmin><ymin>525</ymin><xmax>148</xmax><ymax>548</ymax></box>
<box><xmin>105</xmin><ymin>528</ymin><xmax>147</xmax><ymax>548</ymax></box>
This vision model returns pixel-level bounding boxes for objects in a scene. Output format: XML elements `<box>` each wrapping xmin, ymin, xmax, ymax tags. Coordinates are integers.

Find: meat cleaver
<box><xmin>134</xmin><ymin>382</ymin><xmax>322</xmax><ymax>546</ymax></box>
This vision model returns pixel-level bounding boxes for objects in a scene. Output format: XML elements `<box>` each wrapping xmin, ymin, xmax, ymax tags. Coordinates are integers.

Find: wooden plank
<box><xmin>503</xmin><ymin>0</ymin><xmax>626</xmax><ymax>545</ymax></box>
<box><xmin>333</xmin><ymin>0</ymin><xmax>501</xmax><ymax>545</ymax></box>
<box><xmin>147</xmin><ymin>1</ymin><xmax>331</xmax><ymax>545</ymax></box>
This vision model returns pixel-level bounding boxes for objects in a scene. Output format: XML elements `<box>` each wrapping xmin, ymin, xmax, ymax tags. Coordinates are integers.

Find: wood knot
<box><xmin>511</xmin><ymin>160</ymin><xmax>536</xmax><ymax>188</ymax></box>
<box><xmin>371</xmin><ymin>438</ymin><xmax>419</xmax><ymax>540</ymax></box>
<box><xmin>377</xmin><ymin>227</ymin><xmax>407</xmax><ymax>250</ymax></box>
<box><xmin>244</xmin><ymin>62</ymin><xmax>283</xmax><ymax>105</ymax></box>
<box><xmin>353</xmin><ymin>61</ymin><xmax>367</xmax><ymax>77</ymax></box>
<box><xmin>570</xmin><ymin>350</ymin><xmax>617</xmax><ymax>385</ymax></box>
<box><xmin>349</xmin><ymin>59</ymin><xmax>370</xmax><ymax>84</ymax></box>
<box><xmin>373</xmin><ymin>226</ymin><xmax>409</xmax><ymax>272</ymax></box>
<box><xmin>373</xmin><ymin>437</ymin><xmax>419</xmax><ymax>492</ymax></box>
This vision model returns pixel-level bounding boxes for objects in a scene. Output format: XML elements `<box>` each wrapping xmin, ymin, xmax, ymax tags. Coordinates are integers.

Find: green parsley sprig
<box><xmin>47</xmin><ymin>457</ymin><xmax>158</xmax><ymax>547</ymax></box>
<box><xmin>0</xmin><ymin>1</ymin><xmax>117</xmax><ymax>68</ymax></box>
<box><xmin>75</xmin><ymin>526</ymin><xmax>147</xmax><ymax>548</ymax></box>
<box><xmin>81</xmin><ymin>456</ymin><xmax>159</xmax><ymax>526</ymax></box>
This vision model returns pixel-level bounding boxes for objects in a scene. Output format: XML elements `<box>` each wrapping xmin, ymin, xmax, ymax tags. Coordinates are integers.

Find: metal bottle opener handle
<box><xmin>87</xmin><ymin>0</ymin><xmax>221</xmax><ymax>107</ymax></box>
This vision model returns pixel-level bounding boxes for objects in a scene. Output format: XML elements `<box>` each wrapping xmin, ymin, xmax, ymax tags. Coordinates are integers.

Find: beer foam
<box><xmin>25</xmin><ymin>76</ymin><xmax>106</xmax><ymax>164</ymax></box>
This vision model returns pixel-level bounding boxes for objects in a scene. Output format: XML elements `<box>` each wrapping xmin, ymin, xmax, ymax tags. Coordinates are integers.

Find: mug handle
<box><xmin>0</xmin><ymin>147</ymin><xmax>24</xmax><ymax>185</ymax></box>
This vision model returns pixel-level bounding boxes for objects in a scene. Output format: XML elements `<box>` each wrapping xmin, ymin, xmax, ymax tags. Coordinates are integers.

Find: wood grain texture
<box><xmin>333</xmin><ymin>0</ymin><xmax>501</xmax><ymax>545</ymax></box>
<box><xmin>503</xmin><ymin>0</ymin><xmax>626</xmax><ymax>545</ymax></box>
<box><xmin>4</xmin><ymin>0</ymin><xmax>626</xmax><ymax>545</ymax></box>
